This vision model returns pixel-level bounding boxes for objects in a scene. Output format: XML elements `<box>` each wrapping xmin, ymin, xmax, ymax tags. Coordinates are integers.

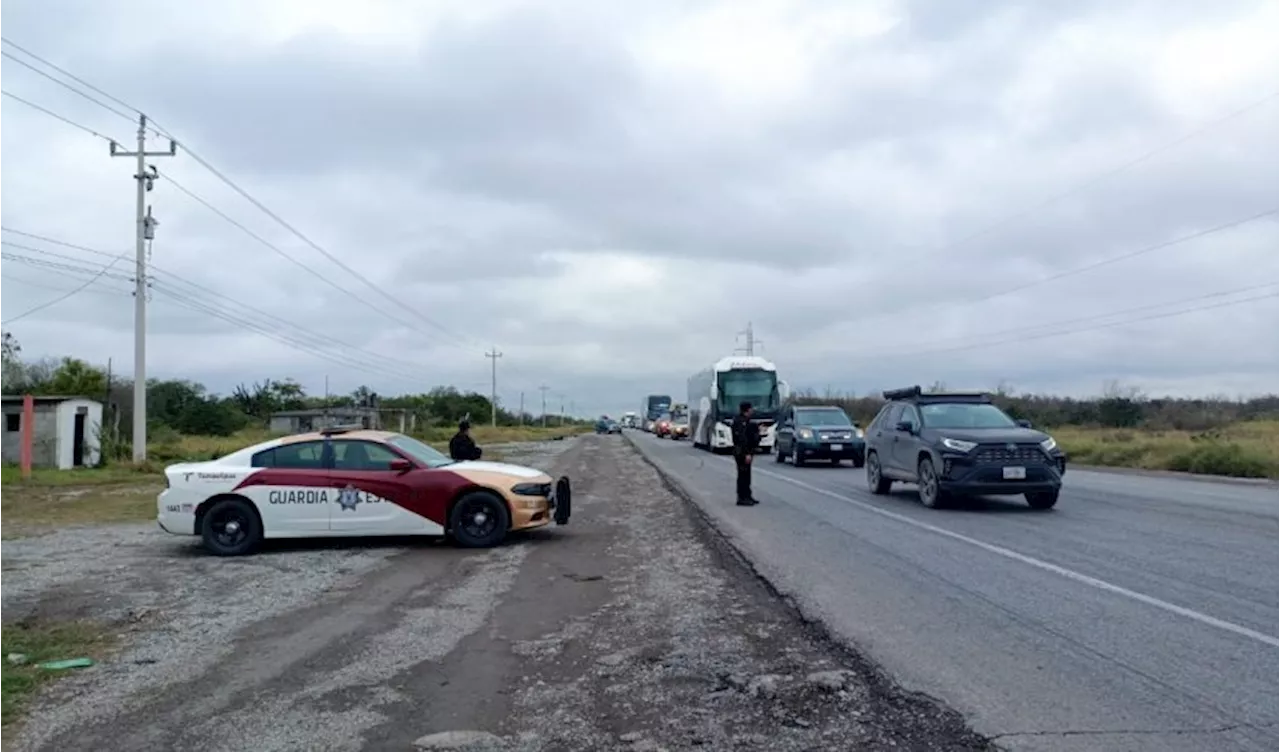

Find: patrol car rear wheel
<box><xmin>201</xmin><ymin>498</ymin><xmax>262</xmax><ymax>557</ymax></box>
<box><xmin>450</xmin><ymin>492</ymin><xmax>510</xmax><ymax>548</ymax></box>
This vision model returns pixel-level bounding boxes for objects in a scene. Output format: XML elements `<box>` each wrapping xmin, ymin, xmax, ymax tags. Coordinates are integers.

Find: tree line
<box><xmin>1</xmin><ymin>333</ymin><xmax>573</xmax><ymax>440</ymax></box>
<box><xmin>791</xmin><ymin>380</ymin><xmax>1278</xmax><ymax>431</ymax></box>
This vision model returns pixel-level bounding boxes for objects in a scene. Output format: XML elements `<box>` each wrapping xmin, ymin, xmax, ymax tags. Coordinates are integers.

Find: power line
<box><xmin>842</xmin><ymin>208</ymin><xmax>1278</xmax><ymax>340</ymax></box>
<box><xmin>924</xmin><ymin>91</ymin><xmax>1280</xmax><ymax>258</ymax></box>
<box><xmin>0</xmin><ymin>50</ymin><xmax>136</xmax><ymax>123</ymax></box>
<box><xmin>1</xmin><ymin>36</ymin><xmax>145</xmax><ymax>116</ymax></box>
<box><xmin>148</xmin><ymin>285</ymin><xmax>432</xmax><ymax>385</ymax></box>
<box><xmin>891</xmin><ymin>291</ymin><xmax>1278</xmax><ymax>360</ymax></box>
<box><xmin>159</xmin><ymin>176</ymin><xmax>432</xmax><ymax>337</ymax></box>
<box><xmin>1</xmin><ymin>236</ymin><xmax>440</xmax><ymax>378</ymax></box>
<box><xmin>902</xmin><ymin>281</ymin><xmax>1280</xmax><ymax>354</ymax></box>
<box><xmin>2</xmin><ymin>253</ymin><xmax>131</xmax><ymax>324</ymax></box>
<box><xmin>955</xmin><ymin>209</ymin><xmax>1278</xmax><ymax>308</ymax></box>
<box><xmin>1</xmin><ymin>90</ymin><xmax>123</xmax><ymax>144</ymax></box>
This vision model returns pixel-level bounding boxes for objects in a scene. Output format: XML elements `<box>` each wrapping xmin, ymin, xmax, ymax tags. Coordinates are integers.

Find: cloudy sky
<box><xmin>2</xmin><ymin>0</ymin><xmax>1277</xmax><ymax>417</ymax></box>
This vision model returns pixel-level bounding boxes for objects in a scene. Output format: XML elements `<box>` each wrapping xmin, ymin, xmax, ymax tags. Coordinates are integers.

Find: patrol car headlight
<box><xmin>511</xmin><ymin>482</ymin><xmax>552</xmax><ymax>497</ymax></box>
<box><xmin>853</xmin><ymin>428</ymin><xmax>864</xmax><ymax>438</ymax></box>
<box><xmin>798</xmin><ymin>428</ymin><xmax>813</xmax><ymax>440</ymax></box>
<box><xmin>1040</xmin><ymin>437</ymin><xmax>1057</xmax><ymax>453</ymax></box>
<box><xmin>941</xmin><ymin>438</ymin><xmax>977</xmax><ymax>453</ymax></box>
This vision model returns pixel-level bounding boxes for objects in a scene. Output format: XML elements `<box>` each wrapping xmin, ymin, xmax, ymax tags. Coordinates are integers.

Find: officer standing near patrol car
<box><xmin>730</xmin><ymin>401</ymin><xmax>759</xmax><ymax>506</ymax></box>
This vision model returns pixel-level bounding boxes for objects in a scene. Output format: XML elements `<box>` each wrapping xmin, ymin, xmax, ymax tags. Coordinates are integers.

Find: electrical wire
<box><xmin>909</xmin><ymin>281</ymin><xmax>1279</xmax><ymax>351</ymax></box>
<box><xmin>159</xmin><ymin>176</ymin><xmax>431</xmax><ymax>337</ymax></box>
<box><xmin>1</xmin><ymin>90</ymin><xmax>125</xmax><ymax>144</ymax></box>
<box><xmin>887</xmin><ymin>290</ymin><xmax>1278</xmax><ymax>360</ymax></box>
<box><xmin>1</xmin><ymin>240</ymin><xmax>440</xmax><ymax>381</ymax></box>
<box><xmin>1</xmin><ymin>36</ymin><xmax>145</xmax><ymax>116</ymax></box>
<box><xmin>2</xmin><ymin>247</ymin><xmax>434</xmax><ymax>383</ymax></box>
<box><xmin>1</xmin><ymin>230</ymin><xmax>445</xmax><ymax>374</ymax></box>
<box><xmin>921</xmin><ymin>91</ymin><xmax>1280</xmax><ymax>258</ymax></box>
<box><xmin>0</xmin><ymin>50</ymin><xmax>136</xmax><ymax>123</ymax></box>
<box><xmin>1</xmin><ymin>252</ymin><xmax>130</xmax><ymax>324</ymax></box>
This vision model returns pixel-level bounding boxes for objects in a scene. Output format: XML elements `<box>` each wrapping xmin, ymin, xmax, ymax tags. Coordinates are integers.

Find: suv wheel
<box><xmin>775</xmin><ymin>442</ymin><xmax>785</xmax><ymax>463</ymax></box>
<box><xmin>866</xmin><ymin>452</ymin><xmax>891</xmax><ymax>494</ymax></box>
<box><xmin>1026</xmin><ymin>491</ymin><xmax>1059</xmax><ymax>510</ymax></box>
<box><xmin>792</xmin><ymin>445</ymin><xmax>805</xmax><ymax>467</ymax></box>
<box><xmin>917</xmin><ymin>457</ymin><xmax>948</xmax><ymax>509</ymax></box>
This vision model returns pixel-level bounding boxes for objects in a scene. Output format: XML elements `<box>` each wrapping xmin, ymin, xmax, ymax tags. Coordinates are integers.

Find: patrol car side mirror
<box><xmin>895</xmin><ymin>420</ymin><xmax>915</xmax><ymax>434</ymax></box>
<box><xmin>389</xmin><ymin>458</ymin><xmax>413</xmax><ymax>473</ymax></box>
<box><xmin>1015</xmin><ymin>419</ymin><xmax>1032</xmax><ymax>429</ymax></box>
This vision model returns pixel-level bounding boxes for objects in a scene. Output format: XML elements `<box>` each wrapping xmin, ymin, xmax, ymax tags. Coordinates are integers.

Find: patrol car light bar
<box><xmin>882</xmin><ymin>385</ymin><xmax>923</xmax><ymax>400</ymax></box>
<box><xmin>320</xmin><ymin>424</ymin><xmax>363</xmax><ymax>436</ymax></box>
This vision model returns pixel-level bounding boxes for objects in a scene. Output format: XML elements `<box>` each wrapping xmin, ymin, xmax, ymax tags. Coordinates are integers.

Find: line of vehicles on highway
<box><xmin>626</xmin><ymin>354</ymin><xmax>1069</xmax><ymax>511</ymax></box>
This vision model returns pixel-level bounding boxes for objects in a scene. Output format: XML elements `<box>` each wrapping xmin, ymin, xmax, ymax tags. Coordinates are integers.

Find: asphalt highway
<box><xmin>627</xmin><ymin>431</ymin><xmax>1279</xmax><ymax>752</ymax></box>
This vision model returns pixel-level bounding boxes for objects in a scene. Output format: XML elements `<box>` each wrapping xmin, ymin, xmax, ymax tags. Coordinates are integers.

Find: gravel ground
<box><xmin>2</xmin><ymin>435</ymin><xmax>989</xmax><ymax>751</ymax></box>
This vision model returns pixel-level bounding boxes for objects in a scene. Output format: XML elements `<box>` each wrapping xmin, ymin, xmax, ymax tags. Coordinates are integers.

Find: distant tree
<box><xmin>42</xmin><ymin>357</ymin><xmax>108</xmax><ymax>397</ymax></box>
<box><xmin>1</xmin><ymin>331</ymin><xmax>22</xmax><ymax>390</ymax></box>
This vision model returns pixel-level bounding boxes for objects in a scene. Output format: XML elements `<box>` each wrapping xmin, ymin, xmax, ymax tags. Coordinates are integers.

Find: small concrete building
<box><xmin>268</xmin><ymin>407</ymin><xmax>381</xmax><ymax>434</ymax></box>
<box><xmin>1</xmin><ymin>396</ymin><xmax>104</xmax><ymax>469</ymax></box>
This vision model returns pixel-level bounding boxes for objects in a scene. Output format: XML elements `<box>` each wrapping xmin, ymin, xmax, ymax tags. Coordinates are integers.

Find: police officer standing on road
<box><xmin>731</xmin><ymin>401</ymin><xmax>759</xmax><ymax>506</ymax></box>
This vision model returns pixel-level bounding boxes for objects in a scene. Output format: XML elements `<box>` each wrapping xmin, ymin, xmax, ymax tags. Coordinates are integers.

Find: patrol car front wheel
<box><xmin>450</xmin><ymin>492</ymin><xmax>511</xmax><ymax>548</ymax></box>
<box><xmin>201</xmin><ymin>498</ymin><xmax>263</xmax><ymax>557</ymax></box>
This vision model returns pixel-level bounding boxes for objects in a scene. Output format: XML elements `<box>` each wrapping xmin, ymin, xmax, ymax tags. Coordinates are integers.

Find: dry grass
<box><xmin>1054</xmin><ymin>420</ymin><xmax>1278</xmax><ymax>479</ymax></box>
<box><xmin>1</xmin><ymin>480</ymin><xmax>161</xmax><ymax>534</ymax></box>
<box><xmin>1</xmin><ymin>621</ymin><xmax>118</xmax><ymax>727</ymax></box>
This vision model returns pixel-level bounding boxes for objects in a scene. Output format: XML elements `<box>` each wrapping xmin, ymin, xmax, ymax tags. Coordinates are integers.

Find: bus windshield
<box><xmin>717</xmin><ymin>370</ymin><xmax>778</xmax><ymax>412</ymax></box>
<box><xmin>646</xmin><ymin>395</ymin><xmax>672</xmax><ymax>419</ymax></box>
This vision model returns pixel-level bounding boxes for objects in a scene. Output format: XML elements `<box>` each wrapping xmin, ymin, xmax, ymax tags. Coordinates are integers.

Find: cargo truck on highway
<box><xmin>688</xmin><ymin>356</ymin><xmax>789</xmax><ymax>453</ymax></box>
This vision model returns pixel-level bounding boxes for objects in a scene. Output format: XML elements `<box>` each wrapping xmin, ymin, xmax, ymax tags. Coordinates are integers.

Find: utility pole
<box><xmin>735</xmin><ymin>321</ymin><xmax>762</xmax><ymax>356</ymax></box>
<box><xmin>111</xmin><ymin>114</ymin><xmax>176</xmax><ymax>462</ymax></box>
<box><xmin>559</xmin><ymin>396</ymin><xmax>565</xmax><ymax>426</ymax></box>
<box><xmin>485</xmin><ymin>347</ymin><xmax>502</xmax><ymax>426</ymax></box>
<box><xmin>539</xmin><ymin>385</ymin><xmax>550</xmax><ymax>428</ymax></box>
<box><xmin>518</xmin><ymin>391</ymin><xmax>525</xmax><ymax>425</ymax></box>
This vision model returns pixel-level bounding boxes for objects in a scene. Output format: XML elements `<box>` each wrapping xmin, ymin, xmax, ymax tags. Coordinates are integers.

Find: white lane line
<box><xmin>747</xmin><ymin>465</ymin><xmax>1280</xmax><ymax>649</ymax></box>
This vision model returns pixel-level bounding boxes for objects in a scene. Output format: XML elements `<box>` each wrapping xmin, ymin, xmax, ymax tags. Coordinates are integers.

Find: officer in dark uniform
<box><xmin>448</xmin><ymin>419</ymin><xmax>483</xmax><ymax>461</ymax></box>
<box><xmin>730</xmin><ymin>401</ymin><xmax>759</xmax><ymax>506</ymax></box>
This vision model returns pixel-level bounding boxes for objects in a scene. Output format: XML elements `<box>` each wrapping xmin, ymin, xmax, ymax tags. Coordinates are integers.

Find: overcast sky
<box><xmin>2</xmin><ymin>0</ymin><xmax>1277</xmax><ymax>417</ymax></box>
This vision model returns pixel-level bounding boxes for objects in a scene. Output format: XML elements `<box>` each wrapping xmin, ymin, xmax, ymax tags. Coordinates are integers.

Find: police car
<box><xmin>157</xmin><ymin>427</ymin><xmax>571</xmax><ymax>556</ymax></box>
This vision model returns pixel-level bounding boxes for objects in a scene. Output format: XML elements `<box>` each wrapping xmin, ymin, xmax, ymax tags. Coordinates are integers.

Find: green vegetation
<box><xmin>1</xmin><ymin>621</ymin><xmax>117</xmax><ymax>726</ymax></box>
<box><xmin>794</xmin><ymin>383</ymin><xmax>1278</xmax><ymax>480</ymax></box>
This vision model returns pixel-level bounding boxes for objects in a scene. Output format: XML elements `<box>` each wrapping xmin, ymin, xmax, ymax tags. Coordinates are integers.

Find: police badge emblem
<box><xmin>337</xmin><ymin>484</ymin><xmax>362</xmax><ymax>511</ymax></box>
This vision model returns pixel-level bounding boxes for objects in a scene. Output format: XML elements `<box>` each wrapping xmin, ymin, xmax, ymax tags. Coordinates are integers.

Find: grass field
<box><xmin>1</xmin><ymin>621</ymin><xmax>117</xmax><ymax>727</ymax></box>
<box><xmin>1054</xmin><ymin>420</ymin><xmax>1278</xmax><ymax>479</ymax></box>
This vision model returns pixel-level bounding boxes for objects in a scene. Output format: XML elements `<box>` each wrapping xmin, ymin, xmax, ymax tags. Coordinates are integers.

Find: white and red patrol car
<box><xmin>157</xmin><ymin>427</ymin><xmax>571</xmax><ymax>556</ymax></box>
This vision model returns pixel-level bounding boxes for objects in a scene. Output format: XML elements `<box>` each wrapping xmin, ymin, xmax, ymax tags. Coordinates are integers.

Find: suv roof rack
<box><xmin>882</xmin><ymin>386</ymin><xmax>993</xmax><ymax>403</ymax></box>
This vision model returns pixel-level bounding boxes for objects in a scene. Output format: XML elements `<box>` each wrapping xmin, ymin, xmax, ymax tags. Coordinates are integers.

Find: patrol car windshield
<box><xmin>718</xmin><ymin>370</ymin><xmax>779</xmax><ymax>412</ymax></box>
<box><xmin>919</xmin><ymin>403</ymin><xmax>1017</xmax><ymax>429</ymax></box>
<box><xmin>796</xmin><ymin>408</ymin><xmax>851</xmax><ymax>426</ymax></box>
<box><xmin>387</xmin><ymin>434</ymin><xmax>456</xmax><ymax>468</ymax></box>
